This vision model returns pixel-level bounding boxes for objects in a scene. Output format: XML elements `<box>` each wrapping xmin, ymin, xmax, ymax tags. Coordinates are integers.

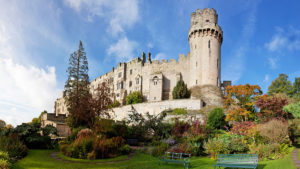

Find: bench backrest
<box><xmin>217</xmin><ymin>154</ymin><xmax>258</xmax><ymax>164</ymax></box>
<box><xmin>165</xmin><ymin>152</ymin><xmax>191</xmax><ymax>160</ymax></box>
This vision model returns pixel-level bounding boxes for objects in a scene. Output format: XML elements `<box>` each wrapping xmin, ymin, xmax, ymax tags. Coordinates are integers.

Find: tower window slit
<box><xmin>208</xmin><ymin>40</ymin><xmax>210</xmax><ymax>48</ymax></box>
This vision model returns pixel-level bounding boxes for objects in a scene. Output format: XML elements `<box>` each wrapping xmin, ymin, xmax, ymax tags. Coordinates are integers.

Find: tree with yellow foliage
<box><xmin>224</xmin><ymin>84</ymin><xmax>262</xmax><ymax>122</ymax></box>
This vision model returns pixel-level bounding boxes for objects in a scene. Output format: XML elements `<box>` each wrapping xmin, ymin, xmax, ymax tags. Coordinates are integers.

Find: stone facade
<box><xmin>110</xmin><ymin>99</ymin><xmax>204</xmax><ymax>121</ymax></box>
<box><xmin>68</xmin><ymin>8</ymin><xmax>223</xmax><ymax>107</ymax></box>
<box><xmin>41</xmin><ymin>113</ymin><xmax>71</xmax><ymax>138</ymax></box>
<box><xmin>45</xmin><ymin>8</ymin><xmax>228</xmax><ymax>136</ymax></box>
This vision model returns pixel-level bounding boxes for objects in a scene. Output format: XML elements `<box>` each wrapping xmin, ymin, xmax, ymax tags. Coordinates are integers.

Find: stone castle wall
<box><xmin>109</xmin><ymin>98</ymin><xmax>203</xmax><ymax>121</ymax></box>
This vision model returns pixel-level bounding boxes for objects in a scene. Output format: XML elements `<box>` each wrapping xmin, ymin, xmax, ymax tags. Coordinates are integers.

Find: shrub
<box><xmin>151</xmin><ymin>142</ymin><xmax>169</xmax><ymax>157</ymax></box>
<box><xmin>172</xmin><ymin>80</ymin><xmax>190</xmax><ymax>99</ymax></box>
<box><xmin>108</xmin><ymin>100</ymin><xmax>121</xmax><ymax>108</ymax></box>
<box><xmin>126</xmin><ymin>92</ymin><xmax>143</xmax><ymax>105</ymax></box>
<box><xmin>204</xmin><ymin>134</ymin><xmax>248</xmax><ymax>159</ymax></box>
<box><xmin>0</xmin><ymin>159</ymin><xmax>10</xmax><ymax>169</ymax></box>
<box><xmin>258</xmin><ymin>119</ymin><xmax>289</xmax><ymax>144</ymax></box>
<box><xmin>0</xmin><ymin>134</ymin><xmax>28</xmax><ymax>161</ymax></box>
<box><xmin>284</xmin><ymin>101</ymin><xmax>300</xmax><ymax>118</ymax></box>
<box><xmin>171</xmin><ymin>120</ymin><xmax>190</xmax><ymax>138</ymax></box>
<box><xmin>120</xmin><ymin>144</ymin><xmax>131</xmax><ymax>155</ymax></box>
<box><xmin>230</xmin><ymin>121</ymin><xmax>256</xmax><ymax>136</ymax></box>
<box><xmin>204</xmin><ymin>138</ymin><xmax>230</xmax><ymax>159</ymax></box>
<box><xmin>169</xmin><ymin>108</ymin><xmax>187</xmax><ymax>115</ymax></box>
<box><xmin>249</xmin><ymin>143</ymin><xmax>291</xmax><ymax>160</ymax></box>
<box><xmin>288</xmin><ymin>120</ymin><xmax>300</xmax><ymax>143</ymax></box>
<box><xmin>93</xmin><ymin>136</ymin><xmax>125</xmax><ymax>158</ymax></box>
<box><xmin>207</xmin><ymin>108</ymin><xmax>226</xmax><ymax>129</ymax></box>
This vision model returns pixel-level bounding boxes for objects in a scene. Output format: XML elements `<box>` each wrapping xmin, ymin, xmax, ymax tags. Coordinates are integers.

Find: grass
<box><xmin>12</xmin><ymin>149</ymin><xmax>296</xmax><ymax>169</ymax></box>
<box><xmin>57</xmin><ymin>152</ymin><xmax>128</xmax><ymax>163</ymax></box>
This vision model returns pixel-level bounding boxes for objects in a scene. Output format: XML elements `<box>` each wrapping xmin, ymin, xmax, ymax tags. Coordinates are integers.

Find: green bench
<box><xmin>159</xmin><ymin>152</ymin><xmax>191</xmax><ymax>169</ymax></box>
<box><xmin>214</xmin><ymin>154</ymin><xmax>258</xmax><ymax>169</ymax></box>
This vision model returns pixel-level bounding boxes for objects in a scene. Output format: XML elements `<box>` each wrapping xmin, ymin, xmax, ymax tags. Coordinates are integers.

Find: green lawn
<box><xmin>12</xmin><ymin>149</ymin><xmax>296</xmax><ymax>169</ymax></box>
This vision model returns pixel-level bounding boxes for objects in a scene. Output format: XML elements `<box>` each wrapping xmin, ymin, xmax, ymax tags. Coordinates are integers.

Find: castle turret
<box><xmin>189</xmin><ymin>8</ymin><xmax>223</xmax><ymax>87</ymax></box>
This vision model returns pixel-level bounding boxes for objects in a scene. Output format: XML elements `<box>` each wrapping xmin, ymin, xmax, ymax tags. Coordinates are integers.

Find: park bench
<box><xmin>214</xmin><ymin>154</ymin><xmax>258</xmax><ymax>169</ymax></box>
<box><xmin>159</xmin><ymin>152</ymin><xmax>191</xmax><ymax>169</ymax></box>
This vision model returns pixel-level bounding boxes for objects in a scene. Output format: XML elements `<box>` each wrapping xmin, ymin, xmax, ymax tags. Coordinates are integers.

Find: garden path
<box><xmin>292</xmin><ymin>148</ymin><xmax>300</xmax><ymax>169</ymax></box>
<box><xmin>50</xmin><ymin>152</ymin><xmax>135</xmax><ymax>164</ymax></box>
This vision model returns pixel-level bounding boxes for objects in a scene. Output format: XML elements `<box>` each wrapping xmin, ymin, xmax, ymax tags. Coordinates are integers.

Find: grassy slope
<box><xmin>12</xmin><ymin>150</ymin><xmax>296</xmax><ymax>169</ymax></box>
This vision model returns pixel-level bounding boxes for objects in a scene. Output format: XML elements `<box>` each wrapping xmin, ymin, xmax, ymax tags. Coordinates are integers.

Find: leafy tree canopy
<box><xmin>224</xmin><ymin>84</ymin><xmax>262</xmax><ymax>122</ymax></box>
<box><xmin>268</xmin><ymin>74</ymin><xmax>293</xmax><ymax>96</ymax></box>
<box><xmin>283</xmin><ymin>101</ymin><xmax>300</xmax><ymax>118</ymax></box>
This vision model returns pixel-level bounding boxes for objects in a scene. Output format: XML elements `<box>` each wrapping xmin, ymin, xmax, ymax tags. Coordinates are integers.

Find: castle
<box><xmin>42</xmin><ymin>8</ymin><xmax>230</xmax><ymax>136</ymax></box>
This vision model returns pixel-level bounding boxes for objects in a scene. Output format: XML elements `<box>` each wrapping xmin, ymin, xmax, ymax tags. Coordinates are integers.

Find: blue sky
<box><xmin>0</xmin><ymin>0</ymin><xmax>299</xmax><ymax>126</ymax></box>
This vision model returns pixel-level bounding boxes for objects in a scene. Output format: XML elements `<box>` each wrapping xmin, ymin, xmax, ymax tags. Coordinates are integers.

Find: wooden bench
<box><xmin>159</xmin><ymin>152</ymin><xmax>191</xmax><ymax>169</ymax></box>
<box><xmin>214</xmin><ymin>154</ymin><xmax>258</xmax><ymax>169</ymax></box>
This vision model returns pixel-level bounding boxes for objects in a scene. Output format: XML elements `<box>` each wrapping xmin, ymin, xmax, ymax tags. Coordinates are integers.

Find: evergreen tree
<box><xmin>268</xmin><ymin>74</ymin><xmax>293</xmax><ymax>96</ymax></box>
<box><xmin>65</xmin><ymin>41</ymin><xmax>92</xmax><ymax>128</ymax></box>
<box><xmin>172</xmin><ymin>80</ymin><xmax>190</xmax><ymax>99</ymax></box>
<box><xmin>292</xmin><ymin>77</ymin><xmax>300</xmax><ymax>98</ymax></box>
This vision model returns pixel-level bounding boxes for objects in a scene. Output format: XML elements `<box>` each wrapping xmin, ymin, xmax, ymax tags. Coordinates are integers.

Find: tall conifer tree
<box><xmin>65</xmin><ymin>41</ymin><xmax>92</xmax><ymax>128</ymax></box>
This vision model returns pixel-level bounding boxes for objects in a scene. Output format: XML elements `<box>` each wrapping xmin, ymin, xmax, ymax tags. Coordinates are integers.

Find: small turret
<box><xmin>148</xmin><ymin>52</ymin><xmax>152</xmax><ymax>63</ymax></box>
<box><xmin>142</xmin><ymin>52</ymin><xmax>146</xmax><ymax>63</ymax></box>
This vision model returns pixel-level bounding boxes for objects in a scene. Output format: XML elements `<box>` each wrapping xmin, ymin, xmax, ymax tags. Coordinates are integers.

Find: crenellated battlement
<box><xmin>191</xmin><ymin>8</ymin><xmax>218</xmax><ymax>26</ymax></box>
<box><xmin>189</xmin><ymin>28</ymin><xmax>223</xmax><ymax>43</ymax></box>
<box><xmin>189</xmin><ymin>8</ymin><xmax>223</xmax><ymax>43</ymax></box>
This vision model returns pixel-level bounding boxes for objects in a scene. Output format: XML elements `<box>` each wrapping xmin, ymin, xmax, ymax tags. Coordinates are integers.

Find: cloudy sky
<box><xmin>0</xmin><ymin>0</ymin><xmax>299</xmax><ymax>126</ymax></box>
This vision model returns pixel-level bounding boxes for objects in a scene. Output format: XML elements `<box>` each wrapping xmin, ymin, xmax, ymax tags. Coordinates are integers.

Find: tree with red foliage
<box><xmin>255</xmin><ymin>94</ymin><xmax>288</xmax><ymax>122</ymax></box>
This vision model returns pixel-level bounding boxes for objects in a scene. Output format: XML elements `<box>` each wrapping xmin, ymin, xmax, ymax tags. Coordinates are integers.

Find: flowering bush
<box><xmin>171</xmin><ymin>119</ymin><xmax>190</xmax><ymax>138</ymax></box>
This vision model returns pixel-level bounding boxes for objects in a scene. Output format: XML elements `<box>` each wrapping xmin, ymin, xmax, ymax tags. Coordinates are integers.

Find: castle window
<box><xmin>118</xmin><ymin>72</ymin><xmax>122</xmax><ymax>78</ymax></box>
<box><xmin>196</xmin><ymin>62</ymin><xmax>197</xmax><ymax>67</ymax></box>
<box><xmin>136</xmin><ymin>78</ymin><xmax>139</xmax><ymax>84</ymax></box>
<box><xmin>195</xmin><ymin>45</ymin><xmax>196</xmax><ymax>49</ymax></box>
<box><xmin>154</xmin><ymin>97</ymin><xmax>156</xmax><ymax>100</ymax></box>
<box><xmin>130</xmin><ymin>69</ymin><xmax>132</xmax><ymax>75</ymax></box>
<box><xmin>117</xmin><ymin>93</ymin><xmax>120</xmax><ymax>97</ymax></box>
<box><xmin>206</xmin><ymin>19</ymin><xmax>209</xmax><ymax>22</ymax></box>
<box><xmin>129</xmin><ymin>81</ymin><xmax>132</xmax><ymax>87</ymax></box>
<box><xmin>217</xmin><ymin>59</ymin><xmax>219</xmax><ymax>69</ymax></box>
<box><xmin>153</xmin><ymin>76</ymin><xmax>158</xmax><ymax>85</ymax></box>
<box><xmin>208</xmin><ymin>40</ymin><xmax>210</xmax><ymax>48</ymax></box>
<box><xmin>196</xmin><ymin>80</ymin><xmax>198</xmax><ymax>84</ymax></box>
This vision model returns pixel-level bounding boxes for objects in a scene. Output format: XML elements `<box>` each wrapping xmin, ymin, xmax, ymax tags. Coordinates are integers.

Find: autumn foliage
<box><xmin>224</xmin><ymin>84</ymin><xmax>262</xmax><ymax>122</ymax></box>
<box><xmin>255</xmin><ymin>94</ymin><xmax>288</xmax><ymax>122</ymax></box>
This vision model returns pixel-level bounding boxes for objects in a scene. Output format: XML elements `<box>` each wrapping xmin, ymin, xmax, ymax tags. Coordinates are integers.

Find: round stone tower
<box><xmin>189</xmin><ymin>8</ymin><xmax>223</xmax><ymax>87</ymax></box>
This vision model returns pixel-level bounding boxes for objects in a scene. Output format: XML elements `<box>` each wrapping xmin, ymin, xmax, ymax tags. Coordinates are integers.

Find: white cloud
<box><xmin>107</xmin><ymin>37</ymin><xmax>138</xmax><ymax>62</ymax></box>
<box><xmin>263</xmin><ymin>74</ymin><xmax>270</xmax><ymax>83</ymax></box>
<box><xmin>265</xmin><ymin>27</ymin><xmax>300</xmax><ymax>52</ymax></box>
<box><xmin>0</xmin><ymin>58</ymin><xmax>60</xmax><ymax>126</ymax></box>
<box><xmin>268</xmin><ymin>57</ymin><xmax>278</xmax><ymax>69</ymax></box>
<box><xmin>0</xmin><ymin>1</ymin><xmax>65</xmax><ymax>126</ymax></box>
<box><xmin>64</xmin><ymin>0</ymin><xmax>139</xmax><ymax>36</ymax></box>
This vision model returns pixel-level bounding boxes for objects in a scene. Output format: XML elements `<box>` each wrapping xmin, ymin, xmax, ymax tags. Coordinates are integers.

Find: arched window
<box><xmin>153</xmin><ymin>76</ymin><xmax>158</xmax><ymax>85</ymax></box>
